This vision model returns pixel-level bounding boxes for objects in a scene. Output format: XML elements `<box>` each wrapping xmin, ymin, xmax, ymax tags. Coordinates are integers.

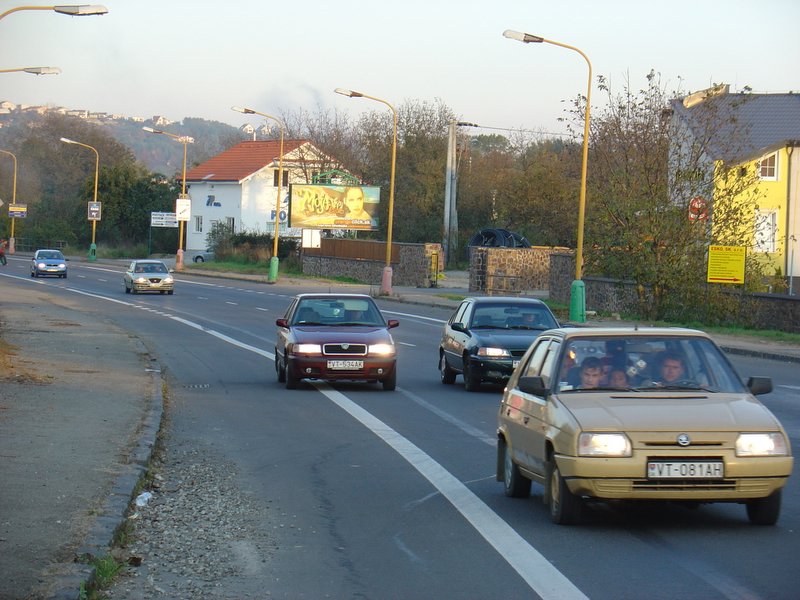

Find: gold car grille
<box><xmin>323</xmin><ymin>343</ymin><xmax>367</xmax><ymax>356</ymax></box>
<box><xmin>631</xmin><ymin>480</ymin><xmax>737</xmax><ymax>491</ymax></box>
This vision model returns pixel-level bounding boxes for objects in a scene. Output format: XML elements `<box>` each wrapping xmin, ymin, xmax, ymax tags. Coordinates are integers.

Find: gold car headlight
<box><xmin>477</xmin><ymin>347</ymin><xmax>511</xmax><ymax>358</ymax></box>
<box><xmin>368</xmin><ymin>343</ymin><xmax>395</xmax><ymax>356</ymax></box>
<box><xmin>736</xmin><ymin>433</ymin><xmax>788</xmax><ymax>456</ymax></box>
<box><xmin>163</xmin><ymin>276</ymin><xmax>174</xmax><ymax>284</ymax></box>
<box><xmin>294</xmin><ymin>343</ymin><xmax>322</xmax><ymax>354</ymax></box>
<box><xmin>134</xmin><ymin>276</ymin><xmax>148</xmax><ymax>283</ymax></box>
<box><xmin>578</xmin><ymin>433</ymin><xmax>632</xmax><ymax>457</ymax></box>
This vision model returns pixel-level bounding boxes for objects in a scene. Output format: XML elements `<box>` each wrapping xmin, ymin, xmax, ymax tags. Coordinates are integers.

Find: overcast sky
<box><xmin>2</xmin><ymin>0</ymin><xmax>798</xmax><ymax>137</ymax></box>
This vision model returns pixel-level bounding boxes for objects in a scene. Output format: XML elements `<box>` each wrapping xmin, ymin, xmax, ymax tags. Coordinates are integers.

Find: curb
<box><xmin>48</xmin><ymin>349</ymin><xmax>165</xmax><ymax>600</ymax></box>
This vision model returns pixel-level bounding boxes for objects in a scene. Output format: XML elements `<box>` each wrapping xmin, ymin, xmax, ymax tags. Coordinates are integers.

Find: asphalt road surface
<box><xmin>2</xmin><ymin>256</ymin><xmax>798</xmax><ymax>599</ymax></box>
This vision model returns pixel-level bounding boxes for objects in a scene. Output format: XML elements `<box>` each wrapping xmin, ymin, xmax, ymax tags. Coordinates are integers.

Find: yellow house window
<box><xmin>754</xmin><ymin>209</ymin><xmax>777</xmax><ymax>253</ymax></box>
<box><xmin>758</xmin><ymin>153</ymin><xmax>778</xmax><ymax>180</ymax></box>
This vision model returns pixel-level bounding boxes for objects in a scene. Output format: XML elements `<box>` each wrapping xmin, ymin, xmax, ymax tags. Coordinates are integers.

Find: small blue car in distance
<box><xmin>31</xmin><ymin>249</ymin><xmax>68</xmax><ymax>278</ymax></box>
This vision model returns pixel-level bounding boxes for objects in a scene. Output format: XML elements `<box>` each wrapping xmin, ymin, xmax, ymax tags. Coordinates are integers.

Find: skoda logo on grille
<box><xmin>341</xmin><ymin>343</ymin><xmax>350</xmax><ymax>350</ymax></box>
<box><xmin>677</xmin><ymin>433</ymin><xmax>691</xmax><ymax>447</ymax></box>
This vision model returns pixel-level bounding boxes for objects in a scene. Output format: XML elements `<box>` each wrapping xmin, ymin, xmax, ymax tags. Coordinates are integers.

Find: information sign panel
<box><xmin>151</xmin><ymin>211</ymin><xmax>179</xmax><ymax>228</ymax></box>
<box><xmin>8</xmin><ymin>204</ymin><xmax>27</xmax><ymax>218</ymax></box>
<box><xmin>88</xmin><ymin>201</ymin><xmax>102</xmax><ymax>221</ymax></box>
<box><xmin>707</xmin><ymin>245</ymin><xmax>745</xmax><ymax>284</ymax></box>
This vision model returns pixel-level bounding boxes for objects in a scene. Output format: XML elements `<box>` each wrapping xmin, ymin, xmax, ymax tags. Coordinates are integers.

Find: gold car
<box><xmin>497</xmin><ymin>327</ymin><xmax>793</xmax><ymax>525</ymax></box>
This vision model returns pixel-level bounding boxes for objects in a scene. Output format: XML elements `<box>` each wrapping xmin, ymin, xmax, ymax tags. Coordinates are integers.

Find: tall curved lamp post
<box><xmin>0</xmin><ymin>149</ymin><xmax>18</xmax><ymax>253</ymax></box>
<box><xmin>231</xmin><ymin>106</ymin><xmax>284</xmax><ymax>283</ymax></box>
<box><xmin>334</xmin><ymin>87</ymin><xmax>397</xmax><ymax>296</ymax></box>
<box><xmin>0</xmin><ymin>4</ymin><xmax>108</xmax><ymax>20</ymax></box>
<box><xmin>503</xmin><ymin>29</ymin><xmax>592</xmax><ymax>323</ymax></box>
<box><xmin>60</xmin><ymin>137</ymin><xmax>99</xmax><ymax>261</ymax></box>
<box><xmin>0</xmin><ymin>66</ymin><xmax>60</xmax><ymax>75</ymax></box>
<box><xmin>143</xmin><ymin>126</ymin><xmax>194</xmax><ymax>270</ymax></box>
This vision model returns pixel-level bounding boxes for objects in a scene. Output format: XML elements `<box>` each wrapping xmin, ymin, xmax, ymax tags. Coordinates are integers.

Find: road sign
<box><xmin>151</xmin><ymin>211</ymin><xmax>179</xmax><ymax>228</ymax></box>
<box><xmin>176</xmin><ymin>198</ymin><xmax>191</xmax><ymax>222</ymax></box>
<box><xmin>689</xmin><ymin>197</ymin><xmax>708</xmax><ymax>221</ymax></box>
<box><xmin>88</xmin><ymin>201</ymin><xmax>102</xmax><ymax>221</ymax></box>
<box><xmin>9</xmin><ymin>204</ymin><xmax>27</xmax><ymax>218</ymax></box>
<box><xmin>707</xmin><ymin>245</ymin><xmax>745</xmax><ymax>284</ymax></box>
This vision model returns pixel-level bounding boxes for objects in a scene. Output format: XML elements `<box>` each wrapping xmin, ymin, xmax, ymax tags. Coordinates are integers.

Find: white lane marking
<box><xmin>317</xmin><ymin>383</ymin><xmax>588</xmax><ymax>600</ymax></box>
<box><xmin>398</xmin><ymin>341</ymin><xmax>416</xmax><ymax>347</ymax></box>
<box><xmin>256</xmin><ymin>307</ymin><xmax>270</xmax><ymax>312</ymax></box>
<box><xmin>779</xmin><ymin>384</ymin><xmax>800</xmax><ymax>390</ymax></box>
<box><xmin>19</xmin><ymin>277</ymin><xmax>586</xmax><ymax>598</ymax></box>
<box><xmin>383</xmin><ymin>309</ymin><xmax>445</xmax><ymax>324</ymax></box>
<box><xmin>226</xmin><ymin>301</ymin><xmax>238</xmax><ymax>306</ymax></box>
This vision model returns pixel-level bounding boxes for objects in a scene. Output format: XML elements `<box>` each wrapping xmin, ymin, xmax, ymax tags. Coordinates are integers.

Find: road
<box><xmin>3</xmin><ymin>255</ymin><xmax>799</xmax><ymax>599</ymax></box>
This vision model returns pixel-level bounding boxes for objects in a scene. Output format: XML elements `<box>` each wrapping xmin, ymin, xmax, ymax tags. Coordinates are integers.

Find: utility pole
<box><xmin>443</xmin><ymin>121</ymin><xmax>478</xmax><ymax>266</ymax></box>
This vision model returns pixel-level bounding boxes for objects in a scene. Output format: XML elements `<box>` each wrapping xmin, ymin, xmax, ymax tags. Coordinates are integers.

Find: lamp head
<box><xmin>231</xmin><ymin>106</ymin><xmax>255</xmax><ymax>114</ymax></box>
<box><xmin>25</xmin><ymin>67</ymin><xmax>61</xmax><ymax>75</ymax></box>
<box><xmin>59</xmin><ymin>137</ymin><xmax>76</xmax><ymax>144</ymax></box>
<box><xmin>503</xmin><ymin>29</ymin><xmax>544</xmax><ymax>43</ymax></box>
<box><xmin>335</xmin><ymin>87</ymin><xmax>362</xmax><ymax>98</ymax></box>
<box><xmin>142</xmin><ymin>126</ymin><xmax>156</xmax><ymax>133</ymax></box>
<box><xmin>53</xmin><ymin>5</ymin><xmax>109</xmax><ymax>16</ymax></box>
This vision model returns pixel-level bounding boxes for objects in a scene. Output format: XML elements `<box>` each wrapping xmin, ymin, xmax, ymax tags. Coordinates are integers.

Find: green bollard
<box><xmin>88</xmin><ymin>243</ymin><xmax>97</xmax><ymax>262</ymax></box>
<box><xmin>569</xmin><ymin>279</ymin><xmax>586</xmax><ymax>323</ymax></box>
<box><xmin>267</xmin><ymin>255</ymin><xmax>279</xmax><ymax>283</ymax></box>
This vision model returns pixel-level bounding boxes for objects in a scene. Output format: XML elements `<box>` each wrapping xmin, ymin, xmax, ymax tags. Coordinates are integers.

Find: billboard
<box><xmin>289</xmin><ymin>184</ymin><xmax>380</xmax><ymax>230</ymax></box>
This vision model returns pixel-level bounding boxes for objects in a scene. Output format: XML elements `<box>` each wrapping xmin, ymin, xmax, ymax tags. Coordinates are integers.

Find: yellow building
<box><xmin>670</xmin><ymin>87</ymin><xmax>800</xmax><ymax>287</ymax></box>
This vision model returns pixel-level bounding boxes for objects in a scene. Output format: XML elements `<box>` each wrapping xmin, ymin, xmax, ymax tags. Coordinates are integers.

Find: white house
<box><xmin>183</xmin><ymin>139</ymin><xmax>335</xmax><ymax>254</ymax></box>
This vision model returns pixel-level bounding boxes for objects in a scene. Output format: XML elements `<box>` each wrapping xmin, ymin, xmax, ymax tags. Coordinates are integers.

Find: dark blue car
<box><xmin>439</xmin><ymin>296</ymin><xmax>559</xmax><ymax>391</ymax></box>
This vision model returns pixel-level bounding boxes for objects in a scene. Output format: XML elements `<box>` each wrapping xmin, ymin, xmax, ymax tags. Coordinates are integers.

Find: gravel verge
<box><xmin>105</xmin><ymin>435</ymin><xmax>276</xmax><ymax>599</ymax></box>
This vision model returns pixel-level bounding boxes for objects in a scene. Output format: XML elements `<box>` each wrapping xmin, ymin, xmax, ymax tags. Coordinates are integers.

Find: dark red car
<box><xmin>275</xmin><ymin>293</ymin><xmax>399</xmax><ymax>390</ymax></box>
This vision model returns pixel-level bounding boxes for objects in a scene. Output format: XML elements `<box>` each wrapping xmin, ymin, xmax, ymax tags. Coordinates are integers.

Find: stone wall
<box><xmin>469</xmin><ymin>246</ymin><xmax>569</xmax><ymax>295</ymax></box>
<box><xmin>548</xmin><ymin>252</ymin><xmax>800</xmax><ymax>333</ymax></box>
<box><xmin>302</xmin><ymin>241</ymin><xmax>442</xmax><ymax>288</ymax></box>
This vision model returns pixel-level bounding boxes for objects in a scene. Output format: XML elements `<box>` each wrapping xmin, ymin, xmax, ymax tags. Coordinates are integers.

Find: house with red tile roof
<box><xmin>183</xmin><ymin>139</ymin><xmax>340</xmax><ymax>254</ymax></box>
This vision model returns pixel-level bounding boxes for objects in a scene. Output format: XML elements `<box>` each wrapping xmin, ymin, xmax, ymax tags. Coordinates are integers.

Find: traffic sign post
<box><xmin>87</xmin><ymin>202</ymin><xmax>101</xmax><ymax>261</ymax></box>
<box><xmin>175</xmin><ymin>197</ymin><xmax>191</xmax><ymax>271</ymax></box>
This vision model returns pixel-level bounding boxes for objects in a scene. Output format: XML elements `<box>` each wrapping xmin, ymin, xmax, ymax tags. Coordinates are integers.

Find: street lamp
<box><xmin>60</xmin><ymin>137</ymin><xmax>99</xmax><ymax>261</ymax></box>
<box><xmin>503</xmin><ymin>29</ymin><xmax>592</xmax><ymax>323</ymax></box>
<box><xmin>0</xmin><ymin>66</ymin><xmax>60</xmax><ymax>75</ymax></box>
<box><xmin>231</xmin><ymin>106</ymin><xmax>285</xmax><ymax>283</ymax></box>
<box><xmin>143</xmin><ymin>126</ymin><xmax>194</xmax><ymax>270</ymax></box>
<box><xmin>0</xmin><ymin>4</ymin><xmax>108</xmax><ymax>20</ymax></box>
<box><xmin>334</xmin><ymin>87</ymin><xmax>397</xmax><ymax>296</ymax></box>
<box><xmin>0</xmin><ymin>149</ymin><xmax>18</xmax><ymax>253</ymax></box>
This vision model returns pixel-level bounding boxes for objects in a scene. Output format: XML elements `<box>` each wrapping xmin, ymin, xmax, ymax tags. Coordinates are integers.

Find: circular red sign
<box><xmin>688</xmin><ymin>197</ymin><xmax>708</xmax><ymax>221</ymax></box>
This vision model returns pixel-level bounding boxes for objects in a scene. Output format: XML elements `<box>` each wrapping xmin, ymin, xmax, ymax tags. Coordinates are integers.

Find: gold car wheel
<box><xmin>547</xmin><ymin>459</ymin><xmax>582</xmax><ymax>525</ymax></box>
<box><xmin>502</xmin><ymin>440</ymin><xmax>531</xmax><ymax>498</ymax></box>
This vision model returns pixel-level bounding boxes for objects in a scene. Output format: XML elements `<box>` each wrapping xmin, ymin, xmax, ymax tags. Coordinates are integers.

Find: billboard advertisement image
<box><xmin>289</xmin><ymin>184</ymin><xmax>380</xmax><ymax>230</ymax></box>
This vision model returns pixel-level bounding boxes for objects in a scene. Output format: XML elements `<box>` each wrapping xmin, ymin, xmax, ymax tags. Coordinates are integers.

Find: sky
<box><xmin>2</xmin><ymin>0</ymin><xmax>799</xmax><ymax>138</ymax></box>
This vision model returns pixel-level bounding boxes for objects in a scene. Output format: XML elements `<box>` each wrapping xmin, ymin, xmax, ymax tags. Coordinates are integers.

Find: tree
<box><xmin>575</xmin><ymin>72</ymin><xmax>766</xmax><ymax>322</ymax></box>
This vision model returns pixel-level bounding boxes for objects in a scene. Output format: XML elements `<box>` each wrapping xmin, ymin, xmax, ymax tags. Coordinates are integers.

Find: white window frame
<box><xmin>758</xmin><ymin>152</ymin><xmax>778</xmax><ymax>181</ymax></box>
<box><xmin>754</xmin><ymin>209</ymin><xmax>778</xmax><ymax>253</ymax></box>
<box><xmin>194</xmin><ymin>215</ymin><xmax>203</xmax><ymax>233</ymax></box>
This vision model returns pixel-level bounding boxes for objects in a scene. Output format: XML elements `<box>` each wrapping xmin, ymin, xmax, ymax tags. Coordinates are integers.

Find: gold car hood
<box><xmin>559</xmin><ymin>393</ymin><xmax>781</xmax><ymax>432</ymax></box>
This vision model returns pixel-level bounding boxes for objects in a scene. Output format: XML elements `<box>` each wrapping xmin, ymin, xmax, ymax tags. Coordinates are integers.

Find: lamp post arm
<box><xmin>0</xmin><ymin>5</ymin><xmax>50</xmax><ymax>19</ymax></box>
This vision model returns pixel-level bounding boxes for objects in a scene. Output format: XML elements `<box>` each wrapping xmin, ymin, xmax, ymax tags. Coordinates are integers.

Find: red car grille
<box><xmin>323</xmin><ymin>343</ymin><xmax>367</xmax><ymax>356</ymax></box>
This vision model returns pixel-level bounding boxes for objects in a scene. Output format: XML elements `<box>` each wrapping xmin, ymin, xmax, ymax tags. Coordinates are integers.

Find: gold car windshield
<box><xmin>554</xmin><ymin>336</ymin><xmax>746</xmax><ymax>393</ymax></box>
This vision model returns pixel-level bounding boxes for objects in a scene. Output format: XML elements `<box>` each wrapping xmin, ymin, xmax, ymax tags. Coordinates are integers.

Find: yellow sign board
<box><xmin>707</xmin><ymin>245</ymin><xmax>745</xmax><ymax>284</ymax></box>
